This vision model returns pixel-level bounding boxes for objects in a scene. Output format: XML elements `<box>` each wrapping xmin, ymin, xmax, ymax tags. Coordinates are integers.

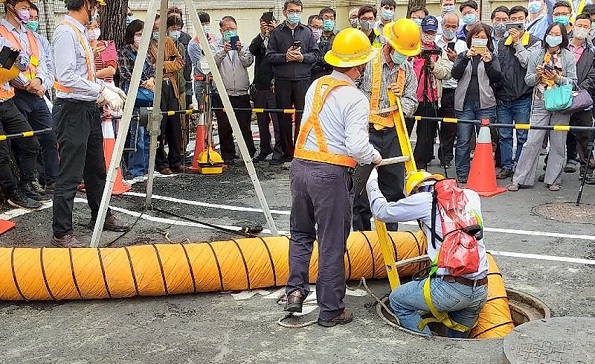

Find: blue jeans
<box><xmin>127</xmin><ymin>117</ymin><xmax>150</xmax><ymax>178</ymax></box>
<box><xmin>455</xmin><ymin>102</ymin><xmax>496</xmax><ymax>179</ymax></box>
<box><xmin>390</xmin><ymin>277</ymin><xmax>488</xmax><ymax>338</ymax></box>
<box><xmin>496</xmin><ymin>95</ymin><xmax>531</xmax><ymax>170</ymax></box>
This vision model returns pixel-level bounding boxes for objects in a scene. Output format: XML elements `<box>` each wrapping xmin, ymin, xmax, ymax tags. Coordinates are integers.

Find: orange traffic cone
<box><xmin>0</xmin><ymin>219</ymin><xmax>15</xmax><ymax>235</ymax></box>
<box><xmin>102</xmin><ymin>115</ymin><xmax>131</xmax><ymax>195</ymax></box>
<box><xmin>466</xmin><ymin>119</ymin><xmax>506</xmax><ymax>197</ymax></box>
<box><xmin>189</xmin><ymin>114</ymin><xmax>207</xmax><ymax>173</ymax></box>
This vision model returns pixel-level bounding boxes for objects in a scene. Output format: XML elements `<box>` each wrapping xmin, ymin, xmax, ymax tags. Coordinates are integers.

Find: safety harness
<box><xmin>369</xmin><ymin>51</ymin><xmax>405</xmax><ymax>129</ymax></box>
<box><xmin>0</xmin><ymin>25</ymin><xmax>39</xmax><ymax>80</ymax></box>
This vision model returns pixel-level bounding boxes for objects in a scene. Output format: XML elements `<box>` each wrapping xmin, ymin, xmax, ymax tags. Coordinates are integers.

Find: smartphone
<box><xmin>505</xmin><ymin>22</ymin><xmax>524</xmax><ymax>31</ymax></box>
<box><xmin>472</xmin><ymin>46</ymin><xmax>487</xmax><ymax>54</ymax></box>
<box><xmin>447</xmin><ymin>42</ymin><xmax>456</xmax><ymax>51</ymax></box>
<box><xmin>293</xmin><ymin>40</ymin><xmax>301</xmax><ymax>49</ymax></box>
<box><xmin>230</xmin><ymin>35</ymin><xmax>239</xmax><ymax>51</ymax></box>
<box><xmin>544</xmin><ymin>64</ymin><xmax>555</xmax><ymax>72</ymax></box>
<box><xmin>0</xmin><ymin>46</ymin><xmax>18</xmax><ymax>69</ymax></box>
<box><xmin>262</xmin><ymin>11</ymin><xmax>274</xmax><ymax>24</ymax></box>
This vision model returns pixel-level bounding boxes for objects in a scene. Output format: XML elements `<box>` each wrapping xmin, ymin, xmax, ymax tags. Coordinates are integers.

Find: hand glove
<box><xmin>98</xmin><ymin>87</ymin><xmax>123</xmax><ymax>111</ymax></box>
<box><xmin>368</xmin><ymin>167</ymin><xmax>378</xmax><ymax>183</ymax></box>
<box><xmin>104</xmin><ymin>83</ymin><xmax>127</xmax><ymax>103</ymax></box>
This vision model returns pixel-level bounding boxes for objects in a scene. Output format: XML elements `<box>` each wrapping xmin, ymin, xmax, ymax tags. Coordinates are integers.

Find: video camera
<box><xmin>420</xmin><ymin>48</ymin><xmax>442</xmax><ymax>60</ymax></box>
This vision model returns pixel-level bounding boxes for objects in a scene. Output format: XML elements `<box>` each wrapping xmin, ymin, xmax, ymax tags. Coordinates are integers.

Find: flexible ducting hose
<box><xmin>469</xmin><ymin>253</ymin><xmax>515</xmax><ymax>339</ymax></box>
<box><xmin>0</xmin><ymin>231</ymin><xmax>427</xmax><ymax>301</ymax></box>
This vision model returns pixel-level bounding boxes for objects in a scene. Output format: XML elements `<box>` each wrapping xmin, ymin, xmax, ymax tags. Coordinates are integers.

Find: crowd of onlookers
<box><xmin>2</xmin><ymin>0</ymin><xmax>595</xmax><ymax>211</ymax></box>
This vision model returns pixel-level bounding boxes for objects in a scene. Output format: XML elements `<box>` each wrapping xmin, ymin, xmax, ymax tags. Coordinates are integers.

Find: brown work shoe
<box><xmin>51</xmin><ymin>234</ymin><xmax>84</xmax><ymax>248</ymax></box>
<box><xmin>284</xmin><ymin>290</ymin><xmax>304</xmax><ymax>313</ymax></box>
<box><xmin>89</xmin><ymin>214</ymin><xmax>131</xmax><ymax>232</ymax></box>
<box><xmin>158</xmin><ymin>167</ymin><xmax>172</xmax><ymax>175</ymax></box>
<box><xmin>170</xmin><ymin>165</ymin><xmax>189</xmax><ymax>173</ymax></box>
<box><xmin>318</xmin><ymin>309</ymin><xmax>354</xmax><ymax>327</ymax></box>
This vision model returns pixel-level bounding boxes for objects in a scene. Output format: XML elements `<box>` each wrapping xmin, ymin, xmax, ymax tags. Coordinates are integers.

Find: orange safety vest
<box><xmin>0</xmin><ymin>25</ymin><xmax>40</xmax><ymax>80</ymax></box>
<box><xmin>53</xmin><ymin>21</ymin><xmax>95</xmax><ymax>93</ymax></box>
<box><xmin>294</xmin><ymin>76</ymin><xmax>357</xmax><ymax>168</ymax></box>
<box><xmin>369</xmin><ymin>51</ymin><xmax>405</xmax><ymax>129</ymax></box>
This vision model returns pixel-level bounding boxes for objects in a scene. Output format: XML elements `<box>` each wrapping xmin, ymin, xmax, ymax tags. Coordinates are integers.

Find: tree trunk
<box><xmin>99</xmin><ymin>0</ymin><xmax>128</xmax><ymax>50</ymax></box>
<box><xmin>407</xmin><ymin>0</ymin><xmax>427</xmax><ymax>15</ymax></box>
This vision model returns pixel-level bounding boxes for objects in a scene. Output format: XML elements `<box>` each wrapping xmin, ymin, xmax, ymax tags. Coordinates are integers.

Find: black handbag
<box><xmin>561</xmin><ymin>84</ymin><xmax>594</xmax><ymax>115</ymax></box>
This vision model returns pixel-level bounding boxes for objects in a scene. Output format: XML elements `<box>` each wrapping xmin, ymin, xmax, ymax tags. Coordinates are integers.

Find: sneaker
<box><xmin>7</xmin><ymin>190</ymin><xmax>42</xmax><ymax>210</ymax></box>
<box><xmin>21</xmin><ymin>182</ymin><xmax>51</xmax><ymax>202</ymax></box>
<box><xmin>497</xmin><ymin>167</ymin><xmax>513</xmax><ymax>179</ymax></box>
<box><xmin>44</xmin><ymin>182</ymin><xmax>56</xmax><ymax>195</ymax></box>
<box><xmin>269</xmin><ymin>158</ymin><xmax>283</xmax><ymax>166</ymax></box>
<box><xmin>51</xmin><ymin>234</ymin><xmax>83</xmax><ymax>248</ymax></box>
<box><xmin>252</xmin><ymin>152</ymin><xmax>271</xmax><ymax>163</ymax></box>
<box><xmin>564</xmin><ymin>162</ymin><xmax>577</xmax><ymax>173</ymax></box>
<box><xmin>584</xmin><ymin>174</ymin><xmax>595</xmax><ymax>185</ymax></box>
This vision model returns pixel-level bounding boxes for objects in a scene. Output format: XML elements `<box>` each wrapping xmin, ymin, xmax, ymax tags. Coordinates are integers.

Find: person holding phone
<box><xmin>508</xmin><ymin>22</ymin><xmax>577</xmax><ymax>192</ymax></box>
<box><xmin>211</xmin><ymin>15</ymin><xmax>256</xmax><ymax>165</ymax></box>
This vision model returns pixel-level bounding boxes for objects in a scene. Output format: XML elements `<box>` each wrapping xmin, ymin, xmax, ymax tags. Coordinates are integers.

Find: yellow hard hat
<box><xmin>0</xmin><ymin>65</ymin><xmax>20</xmax><ymax>84</ymax></box>
<box><xmin>384</xmin><ymin>19</ymin><xmax>421</xmax><ymax>57</ymax></box>
<box><xmin>405</xmin><ymin>170</ymin><xmax>445</xmax><ymax>196</ymax></box>
<box><xmin>324</xmin><ymin>28</ymin><xmax>378</xmax><ymax>68</ymax></box>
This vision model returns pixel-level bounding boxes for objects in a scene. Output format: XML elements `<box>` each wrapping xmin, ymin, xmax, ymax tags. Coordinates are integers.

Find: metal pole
<box><xmin>145</xmin><ymin>0</ymin><xmax>169</xmax><ymax>208</ymax></box>
<box><xmin>90</xmin><ymin>0</ymin><xmax>162</xmax><ymax>248</ymax></box>
<box><xmin>184</xmin><ymin>0</ymin><xmax>280</xmax><ymax>236</ymax></box>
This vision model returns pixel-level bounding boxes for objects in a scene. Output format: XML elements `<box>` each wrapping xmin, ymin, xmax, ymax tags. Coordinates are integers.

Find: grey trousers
<box><xmin>286</xmin><ymin>159</ymin><xmax>354</xmax><ymax>320</ymax></box>
<box><xmin>513</xmin><ymin>99</ymin><xmax>569</xmax><ymax>186</ymax></box>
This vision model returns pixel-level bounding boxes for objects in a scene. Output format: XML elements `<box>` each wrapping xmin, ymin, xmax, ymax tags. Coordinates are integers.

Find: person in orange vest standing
<box><xmin>0</xmin><ymin>0</ymin><xmax>58</xmax><ymax>201</ymax></box>
<box><xmin>51</xmin><ymin>0</ymin><xmax>129</xmax><ymax>248</ymax></box>
<box><xmin>353</xmin><ymin>19</ymin><xmax>420</xmax><ymax>232</ymax></box>
<box><xmin>284</xmin><ymin>28</ymin><xmax>381</xmax><ymax>327</ymax></box>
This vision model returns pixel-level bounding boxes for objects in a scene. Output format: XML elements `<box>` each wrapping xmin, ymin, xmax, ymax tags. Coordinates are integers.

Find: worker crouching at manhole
<box><xmin>367</xmin><ymin>171</ymin><xmax>489</xmax><ymax>338</ymax></box>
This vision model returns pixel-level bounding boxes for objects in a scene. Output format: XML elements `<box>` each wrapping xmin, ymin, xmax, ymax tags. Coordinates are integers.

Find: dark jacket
<box><xmin>249</xmin><ymin>33</ymin><xmax>275</xmax><ymax>90</ymax></box>
<box><xmin>179</xmin><ymin>30</ymin><xmax>192</xmax><ymax>84</ymax></box>
<box><xmin>311</xmin><ymin>32</ymin><xmax>336</xmax><ymax>81</ymax></box>
<box><xmin>265</xmin><ymin>22</ymin><xmax>320</xmax><ymax>81</ymax></box>
<box><xmin>575</xmin><ymin>41</ymin><xmax>595</xmax><ymax>94</ymax></box>
<box><xmin>495</xmin><ymin>33</ymin><xmax>541</xmax><ymax>101</ymax></box>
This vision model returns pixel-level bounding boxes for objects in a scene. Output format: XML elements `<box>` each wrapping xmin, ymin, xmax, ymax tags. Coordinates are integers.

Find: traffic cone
<box><xmin>102</xmin><ymin>115</ymin><xmax>131</xmax><ymax>195</ymax></box>
<box><xmin>466</xmin><ymin>119</ymin><xmax>506</xmax><ymax>197</ymax></box>
<box><xmin>189</xmin><ymin>113</ymin><xmax>207</xmax><ymax>172</ymax></box>
<box><xmin>0</xmin><ymin>219</ymin><xmax>15</xmax><ymax>235</ymax></box>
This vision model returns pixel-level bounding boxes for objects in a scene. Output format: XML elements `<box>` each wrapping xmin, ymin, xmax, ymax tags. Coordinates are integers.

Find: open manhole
<box><xmin>533</xmin><ymin>202</ymin><xmax>595</xmax><ymax>224</ymax></box>
<box><xmin>376</xmin><ymin>288</ymin><xmax>551</xmax><ymax>340</ymax></box>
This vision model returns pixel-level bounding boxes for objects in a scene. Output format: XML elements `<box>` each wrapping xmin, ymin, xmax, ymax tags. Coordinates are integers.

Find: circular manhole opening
<box><xmin>533</xmin><ymin>202</ymin><xmax>595</xmax><ymax>224</ymax></box>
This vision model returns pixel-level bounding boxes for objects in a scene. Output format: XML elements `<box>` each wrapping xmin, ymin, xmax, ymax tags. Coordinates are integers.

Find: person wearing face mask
<box><xmin>457</xmin><ymin>0</ymin><xmax>480</xmax><ymax>41</ymax></box>
<box><xmin>494</xmin><ymin>6</ymin><xmax>542</xmax><ymax>180</ymax></box>
<box><xmin>0</xmin><ymin>0</ymin><xmax>57</xmax><ymax>201</ymax></box>
<box><xmin>117</xmin><ymin>19</ymin><xmax>156</xmax><ymax>180</ymax></box>
<box><xmin>436</xmin><ymin>0</ymin><xmax>462</xmax><ymax>35</ymax></box>
<box><xmin>52</xmin><ymin>0</ymin><xmax>129</xmax><ymax>248</ymax></box>
<box><xmin>552</xmin><ymin>1</ymin><xmax>574</xmax><ymax>34</ymax></box>
<box><xmin>167</xmin><ymin>7</ymin><xmax>193</xmax><ymax>125</ymax></box>
<box><xmin>311</xmin><ymin>8</ymin><xmax>337</xmax><ymax>81</ymax></box>
<box><xmin>526</xmin><ymin>0</ymin><xmax>554</xmax><ymax>39</ymax></box>
<box><xmin>508</xmin><ymin>22</ymin><xmax>577</xmax><ymax>192</ymax></box>
<box><xmin>27</xmin><ymin>3</ymin><xmax>54</xmax><ymax>92</ymax></box>
<box><xmin>210</xmin><ymin>15</ymin><xmax>256</xmax><ymax>165</ymax></box>
<box><xmin>349</xmin><ymin>6</ymin><xmax>360</xmax><ymax>28</ymax></box>
<box><xmin>435</xmin><ymin>13</ymin><xmax>468</xmax><ymax>169</ymax></box>
<box><xmin>373</xmin><ymin>0</ymin><xmax>396</xmax><ymax>47</ymax></box>
<box><xmin>85</xmin><ymin>19</ymin><xmax>117</xmax><ymax>84</ymax></box>
<box><xmin>266</xmin><ymin>0</ymin><xmax>320</xmax><ymax>167</ymax></box>
<box><xmin>126</xmin><ymin>7</ymin><xmax>134</xmax><ymax>26</ymax></box>
<box><xmin>353</xmin><ymin>18</ymin><xmax>420</xmax><ymax>232</ymax></box>
<box><xmin>491</xmin><ymin>6</ymin><xmax>510</xmax><ymax>52</ymax></box>
<box><xmin>451</xmin><ymin>23</ymin><xmax>502</xmax><ymax>184</ymax></box>
<box><xmin>187</xmin><ymin>12</ymin><xmax>219</xmax><ymax>114</ymax></box>
<box><xmin>284</xmin><ymin>28</ymin><xmax>381</xmax><ymax>327</ymax></box>
<box><xmin>149</xmin><ymin>14</ymin><xmax>185</xmax><ymax>175</ymax></box>
<box><xmin>408</xmin><ymin>6</ymin><xmax>429</xmax><ymax>27</ymax></box>
<box><xmin>411</xmin><ymin>16</ymin><xmax>453</xmax><ymax>170</ymax></box>
<box><xmin>358</xmin><ymin>5</ymin><xmax>378</xmax><ymax>46</ymax></box>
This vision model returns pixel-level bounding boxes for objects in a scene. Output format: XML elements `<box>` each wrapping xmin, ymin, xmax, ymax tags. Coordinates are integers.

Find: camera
<box><xmin>420</xmin><ymin>48</ymin><xmax>441</xmax><ymax>60</ymax></box>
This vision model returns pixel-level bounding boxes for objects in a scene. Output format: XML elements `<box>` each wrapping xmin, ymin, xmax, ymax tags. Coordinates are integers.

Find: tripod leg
<box><xmin>576</xmin><ymin>118</ymin><xmax>595</xmax><ymax>205</ymax></box>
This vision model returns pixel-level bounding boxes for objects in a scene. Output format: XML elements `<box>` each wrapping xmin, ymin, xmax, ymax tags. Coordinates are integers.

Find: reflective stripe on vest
<box><xmin>294</xmin><ymin>76</ymin><xmax>357</xmax><ymax>168</ymax></box>
<box><xmin>53</xmin><ymin>21</ymin><xmax>94</xmax><ymax>93</ymax></box>
<box><xmin>0</xmin><ymin>25</ymin><xmax>39</xmax><ymax>80</ymax></box>
<box><xmin>369</xmin><ymin>52</ymin><xmax>405</xmax><ymax>129</ymax></box>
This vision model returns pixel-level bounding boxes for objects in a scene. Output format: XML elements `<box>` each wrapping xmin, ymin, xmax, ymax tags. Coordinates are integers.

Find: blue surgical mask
<box><xmin>390</xmin><ymin>50</ymin><xmax>408</xmax><ymax>65</ymax></box>
<box><xmin>25</xmin><ymin>20</ymin><xmax>39</xmax><ymax>32</ymax></box>
<box><xmin>442</xmin><ymin>5</ymin><xmax>455</xmax><ymax>13</ymax></box>
<box><xmin>223</xmin><ymin>29</ymin><xmax>237</xmax><ymax>41</ymax></box>
<box><xmin>528</xmin><ymin>0</ymin><xmax>543</xmax><ymax>13</ymax></box>
<box><xmin>360</xmin><ymin>20</ymin><xmax>375</xmax><ymax>31</ymax></box>
<box><xmin>553</xmin><ymin>15</ymin><xmax>570</xmax><ymax>25</ymax></box>
<box><xmin>546</xmin><ymin>34</ymin><xmax>563</xmax><ymax>46</ymax></box>
<box><xmin>412</xmin><ymin>18</ymin><xmax>423</xmax><ymax>26</ymax></box>
<box><xmin>381</xmin><ymin>8</ymin><xmax>395</xmax><ymax>21</ymax></box>
<box><xmin>287</xmin><ymin>13</ymin><xmax>302</xmax><ymax>25</ymax></box>
<box><xmin>126</xmin><ymin>15</ymin><xmax>134</xmax><ymax>25</ymax></box>
<box><xmin>203</xmin><ymin>25</ymin><xmax>210</xmax><ymax>34</ymax></box>
<box><xmin>323</xmin><ymin>19</ymin><xmax>335</xmax><ymax>31</ymax></box>
<box><xmin>152</xmin><ymin>31</ymin><xmax>159</xmax><ymax>40</ymax></box>
<box><xmin>443</xmin><ymin>29</ymin><xmax>456</xmax><ymax>40</ymax></box>
<box><xmin>169</xmin><ymin>30</ymin><xmax>181</xmax><ymax>41</ymax></box>
<box><xmin>462</xmin><ymin>13</ymin><xmax>477</xmax><ymax>25</ymax></box>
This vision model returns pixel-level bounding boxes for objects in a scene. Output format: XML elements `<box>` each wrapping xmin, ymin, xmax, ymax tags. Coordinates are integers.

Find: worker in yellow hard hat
<box><xmin>285</xmin><ymin>28</ymin><xmax>382</xmax><ymax>327</ymax></box>
<box><xmin>352</xmin><ymin>18</ymin><xmax>421</xmax><ymax>232</ymax></box>
<box><xmin>366</xmin><ymin>170</ymin><xmax>489</xmax><ymax>338</ymax></box>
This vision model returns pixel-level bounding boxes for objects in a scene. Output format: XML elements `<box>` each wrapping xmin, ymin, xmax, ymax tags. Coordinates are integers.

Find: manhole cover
<box><xmin>504</xmin><ymin>317</ymin><xmax>595</xmax><ymax>364</ymax></box>
<box><xmin>533</xmin><ymin>203</ymin><xmax>595</xmax><ymax>224</ymax></box>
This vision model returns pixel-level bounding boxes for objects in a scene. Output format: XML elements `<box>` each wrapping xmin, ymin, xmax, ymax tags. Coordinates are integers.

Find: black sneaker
<box><xmin>7</xmin><ymin>190</ymin><xmax>42</xmax><ymax>210</ymax></box>
<box><xmin>21</xmin><ymin>182</ymin><xmax>51</xmax><ymax>202</ymax></box>
<box><xmin>497</xmin><ymin>167</ymin><xmax>513</xmax><ymax>179</ymax></box>
<box><xmin>44</xmin><ymin>182</ymin><xmax>56</xmax><ymax>195</ymax></box>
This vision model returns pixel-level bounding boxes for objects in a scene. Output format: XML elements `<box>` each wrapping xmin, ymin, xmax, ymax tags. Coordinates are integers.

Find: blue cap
<box><xmin>421</xmin><ymin>15</ymin><xmax>438</xmax><ymax>32</ymax></box>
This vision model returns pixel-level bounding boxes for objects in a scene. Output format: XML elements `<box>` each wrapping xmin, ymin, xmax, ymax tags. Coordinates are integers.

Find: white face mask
<box><xmin>574</xmin><ymin>27</ymin><xmax>590</xmax><ymax>40</ymax></box>
<box><xmin>88</xmin><ymin>28</ymin><xmax>101</xmax><ymax>41</ymax></box>
<box><xmin>471</xmin><ymin>38</ymin><xmax>488</xmax><ymax>47</ymax></box>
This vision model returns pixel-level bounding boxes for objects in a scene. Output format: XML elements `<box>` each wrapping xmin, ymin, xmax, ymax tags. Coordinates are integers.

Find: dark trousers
<box><xmin>274</xmin><ymin>78</ymin><xmax>310</xmax><ymax>160</ymax></box>
<box><xmin>13</xmin><ymin>91</ymin><xmax>59</xmax><ymax>185</ymax></box>
<box><xmin>438</xmin><ymin>88</ymin><xmax>457</xmax><ymax>165</ymax></box>
<box><xmin>414</xmin><ymin>101</ymin><xmax>439</xmax><ymax>169</ymax></box>
<box><xmin>156</xmin><ymin>80</ymin><xmax>182</xmax><ymax>170</ymax></box>
<box><xmin>287</xmin><ymin>159</ymin><xmax>353</xmax><ymax>320</ymax></box>
<box><xmin>571</xmin><ymin>110</ymin><xmax>595</xmax><ymax>171</ymax></box>
<box><xmin>0</xmin><ymin>99</ymin><xmax>39</xmax><ymax>192</ymax></box>
<box><xmin>52</xmin><ymin>99</ymin><xmax>105</xmax><ymax>238</ymax></box>
<box><xmin>353</xmin><ymin>126</ymin><xmax>404</xmax><ymax>231</ymax></box>
<box><xmin>213</xmin><ymin>93</ymin><xmax>256</xmax><ymax>160</ymax></box>
<box><xmin>254</xmin><ymin>88</ymin><xmax>281</xmax><ymax>159</ymax></box>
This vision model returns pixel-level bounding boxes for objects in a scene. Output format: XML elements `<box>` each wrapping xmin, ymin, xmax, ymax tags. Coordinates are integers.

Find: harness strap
<box><xmin>369</xmin><ymin>52</ymin><xmax>405</xmax><ymax>128</ymax></box>
<box><xmin>0</xmin><ymin>25</ymin><xmax>40</xmax><ymax>80</ymax></box>
<box><xmin>418</xmin><ymin>277</ymin><xmax>475</xmax><ymax>333</ymax></box>
<box><xmin>54</xmin><ymin>21</ymin><xmax>94</xmax><ymax>93</ymax></box>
